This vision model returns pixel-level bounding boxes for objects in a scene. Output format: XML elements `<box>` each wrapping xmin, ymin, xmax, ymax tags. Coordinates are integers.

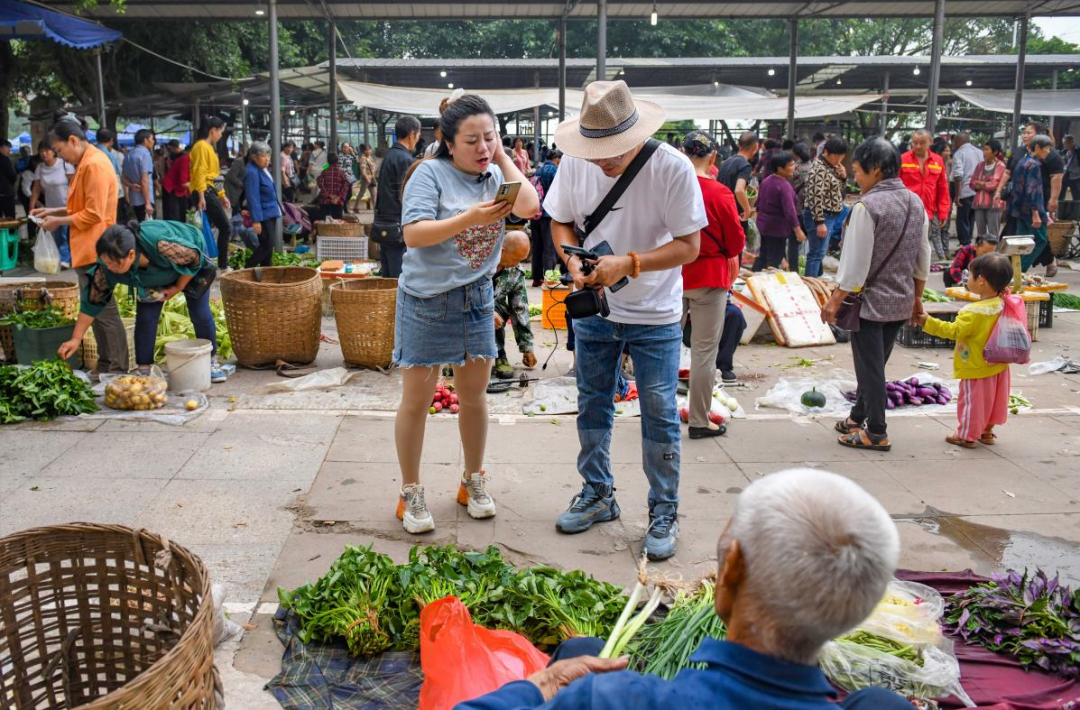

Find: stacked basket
<box><xmin>331</xmin><ymin>278</ymin><xmax>398</xmax><ymax>369</ymax></box>
<box><xmin>221</xmin><ymin>267</ymin><xmax>322</xmax><ymax>367</ymax></box>
<box><xmin>316</xmin><ymin>221</ymin><xmax>368</xmax><ymax>262</ymax></box>
<box><xmin>0</xmin><ymin>281</ymin><xmax>80</xmax><ymax>363</ymax></box>
<box><xmin>0</xmin><ymin>523</ymin><xmax>219</xmax><ymax>708</ymax></box>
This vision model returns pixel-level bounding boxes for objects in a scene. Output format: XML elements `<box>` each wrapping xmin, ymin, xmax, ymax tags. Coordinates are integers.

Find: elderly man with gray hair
<box><xmin>459</xmin><ymin>468</ymin><xmax>913</xmax><ymax>710</ymax></box>
<box><xmin>242</xmin><ymin>141</ymin><xmax>282</xmax><ymax>268</ymax></box>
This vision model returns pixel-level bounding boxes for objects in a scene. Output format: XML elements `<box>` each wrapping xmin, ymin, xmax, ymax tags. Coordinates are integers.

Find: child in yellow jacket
<box><xmin>917</xmin><ymin>253</ymin><xmax>1014</xmax><ymax>449</ymax></box>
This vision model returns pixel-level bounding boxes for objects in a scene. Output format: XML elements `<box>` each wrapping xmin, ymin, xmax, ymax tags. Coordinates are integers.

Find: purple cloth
<box><xmin>755</xmin><ymin>174</ymin><xmax>800</xmax><ymax>237</ymax></box>
<box><xmin>895</xmin><ymin>569</ymin><xmax>1080</xmax><ymax>709</ymax></box>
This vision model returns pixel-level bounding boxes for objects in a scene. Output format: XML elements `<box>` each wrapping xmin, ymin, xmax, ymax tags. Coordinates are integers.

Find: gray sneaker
<box><xmin>555</xmin><ymin>485</ymin><xmax>620</xmax><ymax>534</ymax></box>
<box><xmin>644</xmin><ymin>513</ymin><xmax>679</xmax><ymax>561</ymax></box>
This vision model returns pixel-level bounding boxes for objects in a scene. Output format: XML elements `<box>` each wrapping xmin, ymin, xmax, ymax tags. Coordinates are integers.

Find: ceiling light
<box><xmin>966</xmin><ymin>79</ymin><xmax>973</xmax><ymax>86</ymax></box>
<box><xmin>440</xmin><ymin>71</ymin><xmax>447</xmax><ymax>78</ymax></box>
<box><xmin>448</xmin><ymin>83</ymin><xmax>454</xmax><ymax>89</ymax></box>
<box><xmin>913</xmin><ymin>67</ymin><xmax>921</xmax><ymax>76</ymax></box>
<box><xmin>650</xmin><ymin>4</ymin><xmax>657</xmax><ymax>25</ymax></box>
<box><xmin>289</xmin><ymin>109</ymin><xmax>296</xmax><ymax>116</ymax></box>
<box><xmin>768</xmin><ymin>68</ymin><xmax>775</xmax><ymax>76</ymax></box>
<box><xmin>255</xmin><ymin>8</ymin><xmax>264</xmax><ymax>15</ymax></box>
<box><xmin>242</xmin><ymin>98</ymin><xmax>250</xmax><ymax>106</ymax></box>
<box><xmin>836</xmin><ymin>78</ymin><xmax>842</xmax><ymax>85</ymax></box>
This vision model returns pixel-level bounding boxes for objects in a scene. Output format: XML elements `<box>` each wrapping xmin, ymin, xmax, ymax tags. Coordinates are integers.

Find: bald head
<box><xmin>499</xmin><ymin>230</ymin><xmax>531</xmax><ymax>269</ymax></box>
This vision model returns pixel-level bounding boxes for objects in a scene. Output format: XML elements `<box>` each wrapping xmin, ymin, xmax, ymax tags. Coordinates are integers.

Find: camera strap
<box><xmin>582</xmin><ymin>138</ymin><xmax>662</xmax><ymax>238</ymax></box>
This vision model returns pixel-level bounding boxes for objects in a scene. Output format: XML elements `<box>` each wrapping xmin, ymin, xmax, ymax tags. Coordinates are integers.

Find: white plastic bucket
<box><xmin>165</xmin><ymin>338</ymin><xmax>213</xmax><ymax>393</ymax></box>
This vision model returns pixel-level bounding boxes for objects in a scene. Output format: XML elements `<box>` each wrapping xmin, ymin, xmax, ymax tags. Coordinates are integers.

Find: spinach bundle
<box><xmin>1</xmin><ymin>307</ymin><xmax>74</xmax><ymax>329</ymax></box>
<box><xmin>0</xmin><ymin>359</ymin><xmax>98</xmax><ymax>423</ymax></box>
<box><xmin>945</xmin><ymin>568</ymin><xmax>1080</xmax><ymax>678</ymax></box>
<box><xmin>279</xmin><ymin>543</ymin><xmax>626</xmax><ymax>657</ymax></box>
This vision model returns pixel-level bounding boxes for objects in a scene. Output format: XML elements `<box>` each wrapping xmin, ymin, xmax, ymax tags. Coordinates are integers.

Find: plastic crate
<box><xmin>897</xmin><ymin>322</ymin><xmax>954</xmax><ymax>349</ymax></box>
<box><xmin>317</xmin><ymin>235</ymin><xmax>368</xmax><ymax>261</ymax></box>
<box><xmin>1039</xmin><ymin>293</ymin><xmax>1053</xmax><ymax>329</ymax></box>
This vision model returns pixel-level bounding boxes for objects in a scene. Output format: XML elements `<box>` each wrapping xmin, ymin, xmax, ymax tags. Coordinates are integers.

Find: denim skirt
<box><xmin>393</xmin><ymin>278</ymin><xmax>497</xmax><ymax>368</ymax></box>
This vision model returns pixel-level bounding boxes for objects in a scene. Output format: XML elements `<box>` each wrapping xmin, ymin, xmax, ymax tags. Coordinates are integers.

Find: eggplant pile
<box><xmin>843</xmin><ymin>377</ymin><xmax>952</xmax><ymax>410</ymax></box>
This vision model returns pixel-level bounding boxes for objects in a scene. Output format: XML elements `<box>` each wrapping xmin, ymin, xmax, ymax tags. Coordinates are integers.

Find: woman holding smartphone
<box><xmin>394</xmin><ymin>94</ymin><xmax>539</xmax><ymax>534</ymax></box>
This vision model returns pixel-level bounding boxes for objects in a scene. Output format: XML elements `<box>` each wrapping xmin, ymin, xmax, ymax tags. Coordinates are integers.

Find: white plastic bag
<box><xmin>820</xmin><ymin>640</ymin><xmax>973</xmax><ymax>706</ymax></box>
<box><xmin>33</xmin><ymin>232</ymin><xmax>61</xmax><ymax>274</ymax></box>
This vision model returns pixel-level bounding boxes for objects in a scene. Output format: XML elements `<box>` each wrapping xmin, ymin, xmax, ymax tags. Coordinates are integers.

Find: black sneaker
<box><xmin>689</xmin><ymin>424</ymin><xmax>727</xmax><ymax>439</ymax></box>
<box><xmin>720</xmin><ymin>370</ymin><xmax>737</xmax><ymax>383</ymax></box>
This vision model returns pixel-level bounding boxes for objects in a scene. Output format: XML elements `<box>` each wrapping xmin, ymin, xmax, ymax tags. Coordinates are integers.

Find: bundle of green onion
<box><xmin>624</xmin><ymin>580</ymin><xmax>727</xmax><ymax>679</ymax></box>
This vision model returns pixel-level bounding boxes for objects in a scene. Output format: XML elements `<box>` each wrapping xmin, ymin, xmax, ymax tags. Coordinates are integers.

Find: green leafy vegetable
<box><xmin>0</xmin><ymin>359</ymin><xmax>98</xmax><ymax>423</ymax></box>
<box><xmin>835</xmin><ymin>629</ymin><xmax>923</xmax><ymax>667</ymax></box>
<box><xmin>278</xmin><ymin>543</ymin><xmax>625</xmax><ymax>656</ymax></box>
<box><xmin>228</xmin><ymin>248</ymin><xmax>322</xmax><ymax>271</ymax></box>
<box><xmin>1054</xmin><ymin>293</ymin><xmax>1080</xmax><ymax>311</ymax></box>
<box><xmin>1</xmin><ymin>307</ymin><xmax>73</xmax><ymax>329</ymax></box>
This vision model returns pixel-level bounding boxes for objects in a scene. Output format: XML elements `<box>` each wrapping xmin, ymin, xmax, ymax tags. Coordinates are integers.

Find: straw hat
<box><xmin>555</xmin><ymin>80</ymin><xmax>665</xmax><ymax>160</ymax></box>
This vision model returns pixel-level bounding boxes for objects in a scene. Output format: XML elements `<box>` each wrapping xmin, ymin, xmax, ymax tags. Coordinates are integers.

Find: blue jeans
<box><xmin>134</xmin><ymin>288</ymin><xmax>217</xmax><ymax>367</ymax></box>
<box><xmin>52</xmin><ymin>225</ymin><xmax>71</xmax><ymax>266</ymax></box>
<box><xmin>801</xmin><ymin>208</ymin><xmax>842</xmax><ymax>278</ymax></box>
<box><xmin>574</xmin><ymin>316</ymin><xmax>682</xmax><ymax>517</ymax></box>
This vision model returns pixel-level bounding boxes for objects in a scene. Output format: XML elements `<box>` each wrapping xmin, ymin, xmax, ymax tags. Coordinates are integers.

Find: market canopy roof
<box><xmin>38</xmin><ymin>0</ymin><xmax>1080</xmax><ymax>20</ymax></box>
<box><xmin>952</xmin><ymin>89</ymin><xmax>1080</xmax><ymax>117</ymax></box>
<box><xmin>327</xmin><ymin>56</ymin><xmax>1080</xmax><ymax>94</ymax></box>
<box><xmin>336</xmin><ymin>79</ymin><xmax>881</xmax><ymax>121</ymax></box>
<box><xmin>0</xmin><ymin>0</ymin><xmax>119</xmax><ymax>48</ymax></box>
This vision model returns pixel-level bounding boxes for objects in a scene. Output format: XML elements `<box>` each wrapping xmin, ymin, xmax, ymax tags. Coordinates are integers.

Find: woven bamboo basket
<box><xmin>1047</xmin><ymin>220</ymin><xmax>1076</xmax><ymax>258</ymax></box>
<box><xmin>315</xmin><ymin>221</ymin><xmax>365</xmax><ymax>238</ymax></box>
<box><xmin>0</xmin><ymin>280</ymin><xmax>81</xmax><ymax>363</ymax></box>
<box><xmin>0</xmin><ymin>523</ymin><xmax>219</xmax><ymax>709</ymax></box>
<box><xmin>331</xmin><ymin>278</ymin><xmax>398</xmax><ymax>369</ymax></box>
<box><xmin>1025</xmin><ymin>300</ymin><xmax>1040</xmax><ymax>342</ymax></box>
<box><xmin>82</xmin><ymin>317</ymin><xmax>137</xmax><ymax>372</ymax></box>
<box><xmin>221</xmin><ymin>266</ymin><xmax>321</xmax><ymax>367</ymax></box>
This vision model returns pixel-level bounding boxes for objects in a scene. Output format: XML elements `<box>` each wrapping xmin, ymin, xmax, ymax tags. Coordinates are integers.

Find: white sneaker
<box><xmin>457</xmin><ymin>472</ymin><xmax>497</xmax><ymax>519</ymax></box>
<box><xmin>397</xmin><ymin>484</ymin><xmax>435</xmax><ymax>534</ymax></box>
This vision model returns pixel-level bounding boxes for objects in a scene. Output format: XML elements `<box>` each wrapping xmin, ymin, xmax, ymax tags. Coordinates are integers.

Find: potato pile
<box><xmin>105</xmin><ymin>375</ymin><xmax>168</xmax><ymax>411</ymax></box>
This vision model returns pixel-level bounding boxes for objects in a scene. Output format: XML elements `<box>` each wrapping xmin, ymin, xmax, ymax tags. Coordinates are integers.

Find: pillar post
<box><xmin>268</xmin><ymin>0</ymin><xmax>283</xmax><ymax>250</ymax></box>
<box><xmin>596</xmin><ymin>0</ymin><xmax>606</xmax><ymax>81</ymax></box>
<box><xmin>328</xmin><ymin>17</ymin><xmax>338</xmax><ymax>152</ymax></box>
<box><xmin>786</xmin><ymin>19</ymin><xmax>798</xmax><ymax>141</ymax></box>
<box><xmin>559</xmin><ymin>14</ymin><xmax>567</xmax><ymax>120</ymax></box>
<box><xmin>926</xmin><ymin>0</ymin><xmax>946</xmax><ymax>133</ymax></box>
<box><xmin>1011</xmin><ymin>10</ymin><xmax>1030</xmax><ymax>156</ymax></box>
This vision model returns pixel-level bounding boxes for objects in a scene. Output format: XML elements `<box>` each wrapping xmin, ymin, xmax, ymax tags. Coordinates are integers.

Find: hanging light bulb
<box><xmin>836</xmin><ymin>78</ymin><xmax>842</xmax><ymax>85</ymax></box>
<box><xmin>913</xmin><ymin>67</ymin><xmax>921</xmax><ymax>76</ymax></box>
<box><xmin>650</xmin><ymin>4</ymin><xmax>657</xmax><ymax>25</ymax></box>
<box><xmin>713</xmin><ymin>81</ymin><xmax>719</xmax><ymax>87</ymax></box>
<box><xmin>448</xmin><ymin>83</ymin><xmax>454</xmax><ymax>89</ymax></box>
<box><xmin>242</xmin><ymin>98</ymin><xmax>250</xmax><ymax>106</ymax></box>
<box><xmin>440</xmin><ymin>71</ymin><xmax>447</xmax><ymax>78</ymax></box>
<box><xmin>768</xmin><ymin>68</ymin><xmax>776</xmax><ymax>76</ymax></box>
<box><xmin>966</xmin><ymin>79</ymin><xmax>973</xmax><ymax>86</ymax></box>
<box><xmin>254</xmin><ymin>8</ymin><xmax>265</xmax><ymax>15</ymax></box>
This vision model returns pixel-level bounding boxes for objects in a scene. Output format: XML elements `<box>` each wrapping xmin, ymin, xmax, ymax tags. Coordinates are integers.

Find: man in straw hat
<box><xmin>544</xmin><ymin>80</ymin><xmax>708</xmax><ymax>561</ymax></box>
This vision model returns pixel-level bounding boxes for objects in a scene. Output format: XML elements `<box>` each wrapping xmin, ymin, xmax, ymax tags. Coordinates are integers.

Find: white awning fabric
<box><xmin>337</xmin><ymin>80</ymin><xmax>881</xmax><ymax>121</ymax></box>
<box><xmin>952</xmin><ymin>89</ymin><xmax>1080</xmax><ymax>118</ymax></box>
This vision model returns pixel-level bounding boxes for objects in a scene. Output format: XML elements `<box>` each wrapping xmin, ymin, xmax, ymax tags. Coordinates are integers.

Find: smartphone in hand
<box><xmin>495</xmin><ymin>181</ymin><xmax>521</xmax><ymax>207</ymax></box>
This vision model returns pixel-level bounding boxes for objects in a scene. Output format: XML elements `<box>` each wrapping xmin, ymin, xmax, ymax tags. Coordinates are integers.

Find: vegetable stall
<box><xmin>274</xmin><ymin>543</ymin><xmax>1080</xmax><ymax>708</ymax></box>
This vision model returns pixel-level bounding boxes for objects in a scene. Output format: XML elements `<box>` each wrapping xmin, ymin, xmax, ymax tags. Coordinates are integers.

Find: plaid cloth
<box><xmin>317</xmin><ymin>166</ymin><xmax>352</xmax><ymax>206</ymax></box>
<box><xmin>266</xmin><ymin>607</ymin><xmax>423</xmax><ymax>709</ymax></box>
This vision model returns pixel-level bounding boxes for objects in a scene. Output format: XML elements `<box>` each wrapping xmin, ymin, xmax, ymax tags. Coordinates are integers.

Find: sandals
<box><xmin>835</xmin><ymin>418</ymin><xmax>863</xmax><ymax>434</ymax></box>
<box><xmin>946</xmin><ymin>434</ymin><xmax>978</xmax><ymax>449</ymax></box>
<box><xmin>980</xmin><ymin>432</ymin><xmax>997</xmax><ymax>446</ymax></box>
<box><xmin>838</xmin><ymin>430</ymin><xmax>892</xmax><ymax>452</ymax></box>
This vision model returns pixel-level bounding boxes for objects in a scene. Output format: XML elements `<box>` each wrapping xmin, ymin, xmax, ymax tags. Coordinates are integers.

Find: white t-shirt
<box><xmin>543</xmin><ymin>142</ymin><xmax>708</xmax><ymax>325</ymax></box>
<box><xmin>34</xmin><ymin>159</ymin><xmax>75</xmax><ymax>208</ymax></box>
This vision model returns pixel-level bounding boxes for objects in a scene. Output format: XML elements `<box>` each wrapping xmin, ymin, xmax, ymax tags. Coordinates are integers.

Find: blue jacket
<box><xmin>456</xmin><ymin>639</ymin><xmax>907</xmax><ymax>710</ymax></box>
<box><xmin>244</xmin><ymin>161</ymin><xmax>282</xmax><ymax>222</ymax></box>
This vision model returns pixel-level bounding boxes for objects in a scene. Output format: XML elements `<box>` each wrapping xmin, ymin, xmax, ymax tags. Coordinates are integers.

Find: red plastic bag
<box><xmin>983</xmin><ymin>292</ymin><xmax>1031</xmax><ymax>365</ymax></box>
<box><xmin>418</xmin><ymin>596</ymin><xmax>549</xmax><ymax>710</ymax></box>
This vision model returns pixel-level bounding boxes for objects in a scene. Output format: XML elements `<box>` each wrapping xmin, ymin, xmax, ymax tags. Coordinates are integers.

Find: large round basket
<box><xmin>1047</xmin><ymin>220</ymin><xmax>1076</xmax><ymax>258</ymax></box>
<box><xmin>330</xmin><ymin>278</ymin><xmax>398</xmax><ymax>369</ymax></box>
<box><xmin>0</xmin><ymin>280</ymin><xmax>81</xmax><ymax>363</ymax></box>
<box><xmin>220</xmin><ymin>266</ymin><xmax>322</xmax><ymax>368</ymax></box>
<box><xmin>0</xmin><ymin>523</ymin><xmax>218</xmax><ymax>709</ymax></box>
<box><xmin>315</xmin><ymin>221</ymin><xmax>365</xmax><ymax>238</ymax></box>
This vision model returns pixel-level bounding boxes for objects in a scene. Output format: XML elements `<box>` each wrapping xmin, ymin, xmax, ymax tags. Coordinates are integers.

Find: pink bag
<box><xmin>983</xmin><ymin>293</ymin><xmax>1031</xmax><ymax>365</ymax></box>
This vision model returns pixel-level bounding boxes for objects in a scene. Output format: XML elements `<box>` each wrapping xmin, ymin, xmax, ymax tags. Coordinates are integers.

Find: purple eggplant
<box><xmin>939</xmin><ymin>386</ymin><xmax>952</xmax><ymax>400</ymax></box>
<box><xmin>906</xmin><ymin>377</ymin><xmax>920</xmax><ymax>387</ymax></box>
<box><xmin>886</xmin><ymin>398</ymin><xmax>896</xmax><ymax>410</ymax></box>
<box><xmin>918</xmin><ymin>386</ymin><xmax>939</xmax><ymax>399</ymax></box>
<box><xmin>909</xmin><ymin>396</ymin><xmax>923</xmax><ymax>405</ymax></box>
<box><xmin>937</xmin><ymin>394</ymin><xmax>950</xmax><ymax>405</ymax></box>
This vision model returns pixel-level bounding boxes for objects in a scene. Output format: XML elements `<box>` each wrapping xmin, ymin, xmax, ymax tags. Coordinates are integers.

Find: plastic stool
<box><xmin>0</xmin><ymin>227</ymin><xmax>18</xmax><ymax>271</ymax></box>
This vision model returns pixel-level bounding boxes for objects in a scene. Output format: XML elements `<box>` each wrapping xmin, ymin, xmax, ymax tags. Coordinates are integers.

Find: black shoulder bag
<box><xmin>834</xmin><ymin>201</ymin><xmax>914</xmax><ymax>332</ymax></box>
<box><xmin>564</xmin><ymin>139</ymin><xmax>662</xmax><ymax>319</ymax></box>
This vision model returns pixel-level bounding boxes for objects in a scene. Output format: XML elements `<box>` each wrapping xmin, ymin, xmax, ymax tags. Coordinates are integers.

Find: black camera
<box><xmin>561</xmin><ymin>245</ymin><xmax>628</xmax><ymax>319</ymax></box>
